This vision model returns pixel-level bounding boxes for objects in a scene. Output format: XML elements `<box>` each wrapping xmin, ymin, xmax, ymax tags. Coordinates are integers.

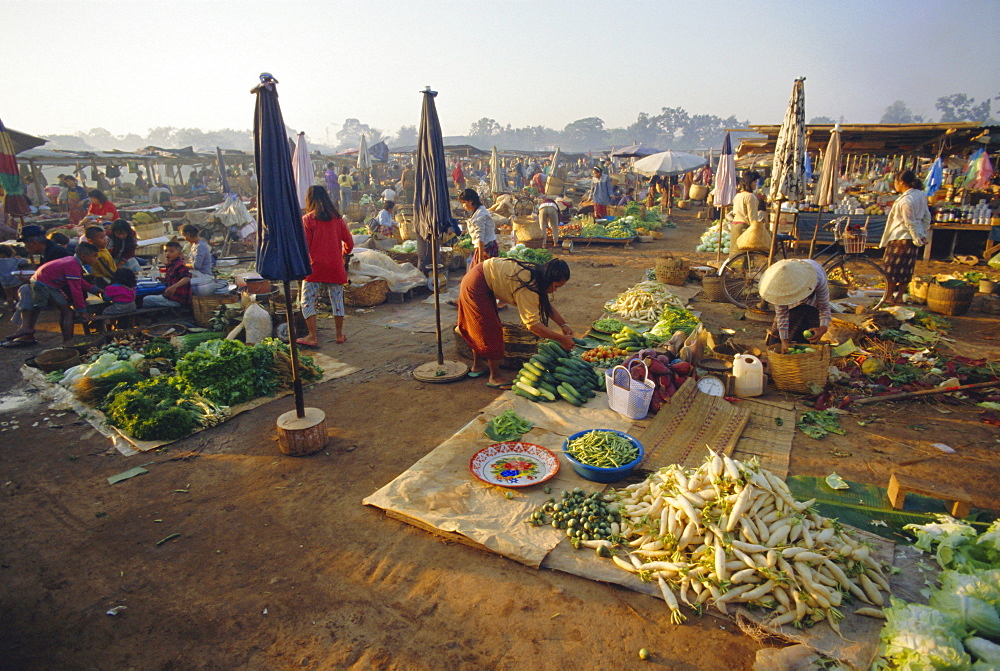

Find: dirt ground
<box><xmin>1</xmin><ymin>209</ymin><xmax>998</xmax><ymax>670</ymax></box>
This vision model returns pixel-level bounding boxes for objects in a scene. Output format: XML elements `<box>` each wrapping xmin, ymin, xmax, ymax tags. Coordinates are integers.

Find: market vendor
<box><xmin>142</xmin><ymin>241</ymin><xmax>191</xmax><ymax>309</ymax></box>
<box><xmin>83</xmin><ymin>225</ymin><xmax>117</xmax><ymax>286</ymax></box>
<box><xmin>759</xmin><ymin>259</ymin><xmax>831</xmax><ymax>353</ymax></box>
<box><xmin>59</xmin><ymin>175</ymin><xmax>88</xmax><ymax>226</ymax></box>
<box><xmin>457</xmin><ymin>257</ymin><xmax>573</xmax><ymax>389</ymax></box>
<box><xmin>880</xmin><ymin>169</ymin><xmax>931</xmax><ymax>306</ymax></box>
<box><xmin>585</xmin><ymin>167</ymin><xmax>613</xmax><ymax>218</ymax></box>
<box><xmin>109</xmin><ymin>219</ymin><xmax>140</xmax><ymax>271</ymax></box>
<box><xmin>372</xmin><ymin>200</ymin><xmax>400</xmax><ymax>242</ymax></box>
<box><xmin>181</xmin><ymin>223</ymin><xmax>216</xmax><ymax>295</ymax></box>
<box><xmin>730</xmin><ymin>171</ymin><xmax>763</xmax><ymax>258</ymax></box>
<box><xmin>458</xmin><ymin>188</ymin><xmax>497</xmax><ymax>267</ymax></box>
<box><xmin>538</xmin><ymin>197</ymin><xmax>559</xmax><ymax>248</ymax></box>
<box><xmin>85</xmin><ymin>190</ymin><xmax>118</xmax><ymax>223</ymax></box>
<box><xmin>4</xmin><ymin>242</ymin><xmax>100</xmax><ymax>347</ymax></box>
<box><xmin>452</xmin><ymin>161</ymin><xmax>466</xmax><ymax>192</ymax></box>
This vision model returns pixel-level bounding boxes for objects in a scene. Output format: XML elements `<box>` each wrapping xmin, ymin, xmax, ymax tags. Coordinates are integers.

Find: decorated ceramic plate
<box><xmin>469</xmin><ymin>442</ymin><xmax>560</xmax><ymax>488</ymax></box>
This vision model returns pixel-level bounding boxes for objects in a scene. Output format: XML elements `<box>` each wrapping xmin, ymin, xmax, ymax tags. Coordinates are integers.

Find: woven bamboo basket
<box><xmin>926</xmin><ymin>283</ymin><xmax>975</xmax><ymax>316</ymax></box>
<box><xmin>981</xmin><ymin>295</ymin><xmax>1000</xmax><ymax>315</ymax></box>
<box><xmin>700</xmin><ymin>276</ymin><xmax>728</xmax><ymax>302</ymax></box>
<box><xmin>35</xmin><ymin>348</ymin><xmax>81</xmax><ymax>372</ymax></box>
<box><xmin>453</xmin><ymin>322</ymin><xmax>541</xmax><ymax>370</ymax></box>
<box><xmin>344</xmin><ymin>279</ymin><xmax>389</xmax><ymax>307</ymax></box>
<box><xmin>767</xmin><ymin>344</ymin><xmax>830</xmax><ymax>394</ymax></box>
<box><xmin>654</xmin><ymin>254</ymin><xmax>690</xmax><ymax>286</ymax></box>
<box><xmin>908</xmin><ymin>278</ymin><xmax>930</xmax><ymax>304</ymax></box>
<box><xmin>385</xmin><ymin>249</ymin><xmax>419</xmax><ymax>266</ymax></box>
<box><xmin>192</xmin><ymin>294</ymin><xmax>239</xmax><ymax>328</ymax></box>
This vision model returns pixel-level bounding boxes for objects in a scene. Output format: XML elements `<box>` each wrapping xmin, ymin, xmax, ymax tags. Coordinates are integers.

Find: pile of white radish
<box><xmin>603</xmin><ymin>281</ymin><xmax>686</xmax><ymax>324</ymax></box>
<box><xmin>582</xmin><ymin>450</ymin><xmax>890</xmax><ymax>632</ymax></box>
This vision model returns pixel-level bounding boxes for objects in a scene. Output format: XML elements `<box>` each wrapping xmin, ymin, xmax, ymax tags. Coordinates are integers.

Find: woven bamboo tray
<box><xmin>926</xmin><ymin>283</ymin><xmax>975</xmax><ymax>316</ymax></box>
<box><xmin>767</xmin><ymin>344</ymin><xmax>830</xmax><ymax>394</ymax></box>
<box><xmin>344</xmin><ymin>279</ymin><xmax>389</xmax><ymax>307</ymax></box>
<box><xmin>192</xmin><ymin>294</ymin><xmax>239</xmax><ymax>328</ymax></box>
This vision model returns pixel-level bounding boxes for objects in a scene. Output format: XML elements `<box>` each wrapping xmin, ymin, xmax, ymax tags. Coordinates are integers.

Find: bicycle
<box><xmin>718</xmin><ymin>216</ymin><xmax>890</xmax><ymax>310</ymax></box>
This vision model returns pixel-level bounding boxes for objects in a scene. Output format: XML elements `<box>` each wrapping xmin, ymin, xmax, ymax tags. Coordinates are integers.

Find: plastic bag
<box><xmin>227</xmin><ymin>301</ymin><xmax>272</xmax><ymax>345</ymax></box>
<box><xmin>989</xmin><ymin>252</ymin><xmax>1000</xmax><ymax>270</ymax></box>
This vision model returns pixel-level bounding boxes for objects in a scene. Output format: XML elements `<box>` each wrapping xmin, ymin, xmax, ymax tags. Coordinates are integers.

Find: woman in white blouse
<box><xmin>729</xmin><ymin>171</ymin><xmax>763</xmax><ymax>258</ymax></box>
<box><xmin>880</xmin><ymin>170</ymin><xmax>931</xmax><ymax>305</ymax></box>
<box><xmin>458</xmin><ymin>188</ymin><xmax>498</xmax><ymax>268</ymax></box>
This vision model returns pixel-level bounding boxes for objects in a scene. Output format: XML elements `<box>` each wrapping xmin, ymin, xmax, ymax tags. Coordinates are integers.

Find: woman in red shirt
<box><xmin>87</xmin><ymin>190</ymin><xmax>118</xmax><ymax>222</ymax></box>
<box><xmin>297</xmin><ymin>185</ymin><xmax>354</xmax><ymax>347</ymax></box>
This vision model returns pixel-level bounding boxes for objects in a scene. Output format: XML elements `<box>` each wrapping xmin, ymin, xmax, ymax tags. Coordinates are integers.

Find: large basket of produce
<box><xmin>453</xmin><ymin>323</ymin><xmax>540</xmax><ymax>370</ymax></box>
<box><xmin>654</xmin><ymin>254</ymin><xmax>690</xmax><ymax>286</ymax></box>
<box><xmin>386</xmin><ymin>239</ymin><xmax>419</xmax><ymax>265</ymax></box>
<box><xmin>344</xmin><ymin>279</ymin><xmax>389</xmax><ymax>307</ymax></box>
<box><xmin>192</xmin><ymin>294</ymin><xmax>239</xmax><ymax>328</ymax></box>
<box><xmin>767</xmin><ymin>344</ymin><xmax>830</xmax><ymax>393</ymax></box>
<box><xmin>926</xmin><ymin>281</ymin><xmax>976</xmax><ymax>316</ymax></box>
<box><xmin>35</xmin><ymin>347</ymin><xmax>81</xmax><ymax>372</ymax></box>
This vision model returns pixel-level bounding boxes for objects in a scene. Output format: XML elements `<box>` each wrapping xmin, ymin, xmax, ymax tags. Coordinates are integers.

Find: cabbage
<box><xmin>929</xmin><ymin>587</ymin><xmax>1000</xmax><ymax>638</ymax></box>
<box><xmin>905</xmin><ymin>515</ymin><xmax>997</xmax><ymax>572</ymax></box>
<box><xmin>881</xmin><ymin>599</ymin><xmax>972</xmax><ymax>670</ymax></box>
<box><xmin>940</xmin><ymin>569</ymin><xmax>1000</xmax><ymax>607</ymax></box>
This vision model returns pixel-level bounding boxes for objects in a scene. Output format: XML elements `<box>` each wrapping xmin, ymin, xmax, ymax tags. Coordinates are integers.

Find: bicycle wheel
<box><xmin>720</xmin><ymin>251</ymin><xmax>770</xmax><ymax>308</ymax></box>
<box><xmin>823</xmin><ymin>256</ymin><xmax>889</xmax><ymax>309</ymax></box>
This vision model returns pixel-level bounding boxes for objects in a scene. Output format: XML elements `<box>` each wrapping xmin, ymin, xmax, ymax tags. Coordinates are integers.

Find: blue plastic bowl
<box><xmin>563</xmin><ymin>429</ymin><xmax>644</xmax><ymax>484</ymax></box>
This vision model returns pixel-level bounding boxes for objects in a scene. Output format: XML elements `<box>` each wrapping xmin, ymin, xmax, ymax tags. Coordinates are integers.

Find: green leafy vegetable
<box><xmin>485</xmin><ymin>409</ymin><xmax>534</xmax><ymax>442</ymax></box>
<box><xmin>102</xmin><ymin>376</ymin><xmax>227</xmax><ymax>441</ymax></box>
<box><xmin>175</xmin><ymin>339</ymin><xmax>256</xmax><ymax>405</ymax></box>
<box><xmin>797</xmin><ymin>410</ymin><xmax>846</xmax><ymax>440</ymax></box>
<box><xmin>501</xmin><ymin>245</ymin><xmax>553</xmax><ymax>265</ymax></box>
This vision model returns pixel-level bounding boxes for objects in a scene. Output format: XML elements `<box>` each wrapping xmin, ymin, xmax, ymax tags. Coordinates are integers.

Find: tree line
<box><xmin>41</xmin><ymin>92</ymin><xmax>998</xmax><ymax>156</ymax></box>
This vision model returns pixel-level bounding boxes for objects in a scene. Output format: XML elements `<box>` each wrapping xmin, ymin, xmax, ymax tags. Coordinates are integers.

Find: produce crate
<box><xmin>192</xmin><ymin>293</ymin><xmax>240</xmax><ymax>328</ymax></box>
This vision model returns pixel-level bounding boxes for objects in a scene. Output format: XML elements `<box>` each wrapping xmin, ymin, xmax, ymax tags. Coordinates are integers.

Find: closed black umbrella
<box><xmin>252</xmin><ymin>73</ymin><xmax>313</xmax><ymax>417</ymax></box>
<box><xmin>412</xmin><ymin>87</ymin><xmax>466</xmax><ymax>382</ymax></box>
<box><xmin>215</xmin><ymin>146</ymin><xmax>231</xmax><ymax>194</ymax></box>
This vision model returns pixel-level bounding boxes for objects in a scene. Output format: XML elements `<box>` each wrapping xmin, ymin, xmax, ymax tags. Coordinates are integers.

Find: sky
<box><xmin>4</xmin><ymin>0</ymin><xmax>1000</xmax><ymax>143</ymax></box>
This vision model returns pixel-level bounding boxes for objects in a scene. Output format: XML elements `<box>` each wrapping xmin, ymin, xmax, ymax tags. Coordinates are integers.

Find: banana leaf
<box><xmin>786</xmin><ymin>475</ymin><xmax>994</xmax><ymax>541</ymax></box>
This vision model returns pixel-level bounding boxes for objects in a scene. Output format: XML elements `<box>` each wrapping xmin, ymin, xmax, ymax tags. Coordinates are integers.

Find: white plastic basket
<box><xmin>604</xmin><ymin>360</ymin><xmax>655</xmax><ymax>420</ymax></box>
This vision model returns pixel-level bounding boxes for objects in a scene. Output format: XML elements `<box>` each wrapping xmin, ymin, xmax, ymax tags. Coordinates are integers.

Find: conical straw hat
<box><xmin>759</xmin><ymin>259</ymin><xmax>817</xmax><ymax>306</ymax></box>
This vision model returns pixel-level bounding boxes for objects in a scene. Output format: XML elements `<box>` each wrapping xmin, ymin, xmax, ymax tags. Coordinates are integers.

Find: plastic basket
<box><xmin>843</xmin><ymin>232</ymin><xmax>867</xmax><ymax>254</ymax></box>
<box><xmin>604</xmin><ymin>360</ymin><xmax>655</xmax><ymax>420</ymax></box>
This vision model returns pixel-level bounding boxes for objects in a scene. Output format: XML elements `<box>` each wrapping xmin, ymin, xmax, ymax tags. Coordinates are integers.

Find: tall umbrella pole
<box><xmin>412</xmin><ymin>86</ymin><xmax>467</xmax><ymax>383</ymax></box>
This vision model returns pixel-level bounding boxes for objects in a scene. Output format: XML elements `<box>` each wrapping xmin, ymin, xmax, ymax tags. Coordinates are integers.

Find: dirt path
<box><xmin>1</xmin><ymin>210</ymin><xmax>997</xmax><ymax>670</ymax></box>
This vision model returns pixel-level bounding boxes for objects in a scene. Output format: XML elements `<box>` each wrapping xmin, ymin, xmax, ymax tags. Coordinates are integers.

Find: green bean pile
<box><xmin>566</xmin><ymin>431</ymin><xmax>639</xmax><ymax>468</ymax></box>
<box><xmin>528</xmin><ymin>488</ymin><xmax>622</xmax><ymax>548</ymax></box>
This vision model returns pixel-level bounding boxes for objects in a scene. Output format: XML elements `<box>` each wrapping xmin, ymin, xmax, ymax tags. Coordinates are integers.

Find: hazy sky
<box><xmin>4</xmin><ymin>0</ymin><xmax>999</xmax><ymax>142</ymax></box>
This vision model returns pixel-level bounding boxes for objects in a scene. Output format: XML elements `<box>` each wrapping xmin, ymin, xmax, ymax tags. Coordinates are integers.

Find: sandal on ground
<box><xmin>467</xmin><ymin>369</ymin><xmax>486</xmax><ymax>378</ymax></box>
<box><xmin>1</xmin><ymin>338</ymin><xmax>39</xmax><ymax>348</ymax></box>
<box><xmin>294</xmin><ymin>338</ymin><xmax>318</xmax><ymax>348</ymax></box>
<box><xmin>486</xmin><ymin>382</ymin><xmax>512</xmax><ymax>390</ymax></box>
<box><xmin>335</xmin><ymin>335</ymin><xmax>347</xmax><ymax>344</ymax></box>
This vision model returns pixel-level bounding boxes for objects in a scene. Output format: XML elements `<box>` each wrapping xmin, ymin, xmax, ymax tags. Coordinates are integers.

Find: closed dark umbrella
<box><xmin>215</xmin><ymin>146</ymin><xmax>232</xmax><ymax>194</ymax></box>
<box><xmin>252</xmin><ymin>73</ymin><xmax>313</xmax><ymax>417</ymax></box>
<box><xmin>412</xmin><ymin>87</ymin><xmax>467</xmax><ymax>382</ymax></box>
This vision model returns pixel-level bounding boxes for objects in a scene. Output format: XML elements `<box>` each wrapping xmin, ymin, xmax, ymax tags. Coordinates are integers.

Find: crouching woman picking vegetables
<box><xmin>759</xmin><ymin>258</ymin><xmax>831</xmax><ymax>353</ymax></box>
<box><xmin>457</xmin><ymin>257</ymin><xmax>573</xmax><ymax>389</ymax></box>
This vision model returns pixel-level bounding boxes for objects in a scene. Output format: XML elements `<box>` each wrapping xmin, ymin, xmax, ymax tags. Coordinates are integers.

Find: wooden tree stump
<box><xmin>276</xmin><ymin>407</ymin><xmax>328</xmax><ymax>457</ymax></box>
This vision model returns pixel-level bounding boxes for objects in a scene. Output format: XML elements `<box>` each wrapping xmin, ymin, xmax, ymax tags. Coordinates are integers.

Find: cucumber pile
<box><xmin>513</xmin><ymin>340</ymin><xmax>603</xmax><ymax>407</ymax></box>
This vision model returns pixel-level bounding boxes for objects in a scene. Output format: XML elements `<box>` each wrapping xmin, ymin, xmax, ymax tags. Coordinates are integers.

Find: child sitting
<box><xmin>0</xmin><ymin>245</ymin><xmax>28</xmax><ymax>311</ymax></box>
<box><xmin>102</xmin><ymin>267</ymin><xmax>138</xmax><ymax>315</ymax></box>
